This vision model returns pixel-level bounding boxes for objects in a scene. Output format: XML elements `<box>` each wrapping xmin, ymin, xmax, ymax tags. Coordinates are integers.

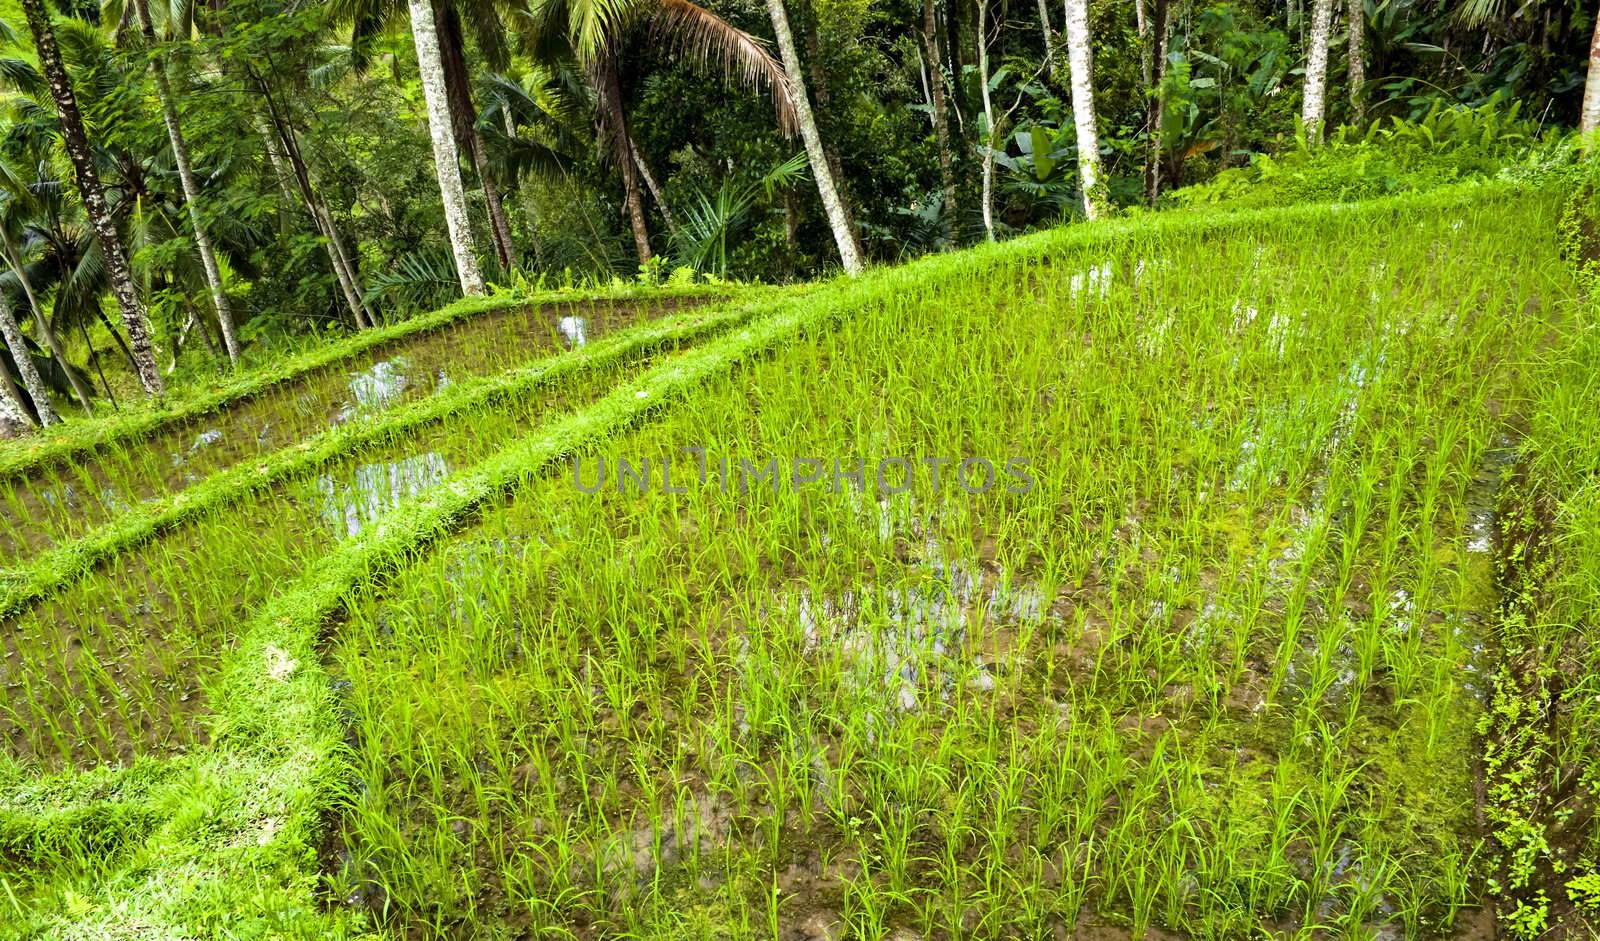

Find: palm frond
<box><xmin>0</xmin><ymin>57</ymin><xmax>45</xmax><ymax>96</ymax></box>
<box><xmin>649</xmin><ymin>0</ymin><xmax>797</xmax><ymax>134</ymax></box>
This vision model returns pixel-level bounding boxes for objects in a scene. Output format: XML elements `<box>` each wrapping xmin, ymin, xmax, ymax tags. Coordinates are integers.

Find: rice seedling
<box><xmin>4</xmin><ymin>183</ymin><xmax>1595</xmax><ymax>941</ymax></box>
<box><xmin>0</xmin><ymin>300</ymin><xmax>758</xmax><ymax>769</ymax></box>
<box><xmin>315</xmin><ymin>184</ymin><xmax>1582</xmax><ymax>940</ymax></box>
<box><xmin>0</xmin><ymin>291</ymin><xmax>727</xmax><ymax>562</ymax></box>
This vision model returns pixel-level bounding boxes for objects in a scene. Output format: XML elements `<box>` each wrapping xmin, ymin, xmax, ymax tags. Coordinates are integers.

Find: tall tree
<box><xmin>0</xmin><ymin>290</ymin><xmax>54</xmax><ymax>425</ymax></box>
<box><xmin>407</xmin><ymin>0</ymin><xmax>487</xmax><ymax>294</ymax></box>
<box><xmin>1062</xmin><ymin>0</ymin><xmax>1106</xmax><ymax>218</ymax></box>
<box><xmin>435</xmin><ymin>0</ymin><xmax>517</xmax><ymax>270</ymax></box>
<box><xmin>1584</xmin><ymin>1</ymin><xmax>1599</xmax><ymax>148</ymax></box>
<box><xmin>1302</xmin><ymin>0</ymin><xmax>1335</xmax><ymax>140</ymax></box>
<box><xmin>922</xmin><ymin>0</ymin><xmax>958</xmax><ymax>230</ymax></box>
<box><xmin>20</xmin><ymin>0</ymin><xmax>163</xmax><ymax>395</ymax></box>
<box><xmin>1143</xmin><ymin>0</ymin><xmax>1169</xmax><ymax>205</ymax></box>
<box><xmin>1347</xmin><ymin>0</ymin><xmax>1365</xmax><ymax>124</ymax></box>
<box><xmin>763</xmin><ymin>0</ymin><xmax>863</xmax><ymax>273</ymax></box>
<box><xmin>130</xmin><ymin>0</ymin><xmax>242</xmax><ymax>364</ymax></box>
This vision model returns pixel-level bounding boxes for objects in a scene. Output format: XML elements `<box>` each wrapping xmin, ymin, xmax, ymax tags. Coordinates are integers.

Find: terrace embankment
<box><xmin>0</xmin><ymin>302</ymin><xmax>743</xmax><ymax>770</ymax></box>
<box><xmin>319</xmin><ymin>189</ymin><xmax>1579</xmax><ymax>940</ymax></box>
<box><xmin>0</xmin><ymin>293</ymin><xmax>716</xmax><ymax>562</ymax></box>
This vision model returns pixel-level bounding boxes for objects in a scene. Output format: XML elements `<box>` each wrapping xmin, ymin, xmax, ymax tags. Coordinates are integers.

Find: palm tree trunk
<box><xmin>1061</xmin><ymin>0</ymin><xmax>1106</xmax><ymax>219</ymax></box>
<box><xmin>21</xmin><ymin>0</ymin><xmax>162</xmax><ymax>395</ymax></box>
<box><xmin>764</xmin><ymin>0</ymin><xmax>864</xmax><ymax>273</ymax></box>
<box><xmin>595</xmin><ymin>57</ymin><xmax>653</xmax><ymax>267</ymax></box>
<box><xmin>436</xmin><ymin>1</ymin><xmax>515</xmax><ymax>271</ymax></box>
<box><xmin>0</xmin><ymin>232</ymin><xmax>92</xmax><ymax>411</ymax></box>
<box><xmin>1583</xmin><ymin>3</ymin><xmax>1599</xmax><ymax>148</ymax></box>
<box><xmin>0</xmin><ymin>292</ymin><xmax>52</xmax><ymax>425</ymax></box>
<box><xmin>131</xmin><ymin>0</ymin><xmax>240</xmax><ymax>365</ymax></box>
<box><xmin>923</xmin><ymin>0</ymin><xmax>958</xmax><ymax>230</ymax></box>
<box><xmin>252</xmin><ymin>89</ymin><xmax>373</xmax><ymax>328</ymax></box>
<box><xmin>0</xmin><ymin>359</ymin><xmax>35</xmax><ymax>433</ymax></box>
<box><xmin>1347</xmin><ymin>0</ymin><xmax>1366</xmax><ymax>125</ymax></box>
<box><xmin>1144</xmin><ymin>0</ymin><xmax>1169</xmax><ymax>205</ymax></box>
<box><xmin>1302</xmin><ymin>0</ymin><xmax>1335</xmax><ymax>141</ymax></box>
<box><xmin>631</xmin><ymin>144</ymin><xmax>682</xmax><ymax>241</ymax></box>
<box><xmin>978</xmin><ymin>0</ymin><xmax>998</xmax><ymax>240</ymax></box>
<box><xmin>800</xmin><ymin>21</ymin><xmax>866</xmax><ymax>263</ymax></box>
<box><xmin>407</xmin><ymin>0</ymin><xmax>486</xmax><ymax>295</ymax></box>
<box><xmin>1035</xmin><ymin>0</ymin><xmax>1058</xmax><ymax>82</ymax></box>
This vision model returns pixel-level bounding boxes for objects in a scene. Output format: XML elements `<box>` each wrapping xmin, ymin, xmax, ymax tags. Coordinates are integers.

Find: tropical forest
<box><xmin>0</xmin><ymin>0</ymin><xmax>1597</xmax><ymax>936</ymax></box>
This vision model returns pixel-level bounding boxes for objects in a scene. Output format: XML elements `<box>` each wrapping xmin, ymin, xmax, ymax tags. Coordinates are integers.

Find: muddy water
<box><xmin>0</xmin><ymin>337</ymin><xmax>698</xmax><ymax>771</ymax></box>
<box><xmin>0</xmin><ymin>295</ymin><xmax>709</xmax><ymax>564</ymax></box>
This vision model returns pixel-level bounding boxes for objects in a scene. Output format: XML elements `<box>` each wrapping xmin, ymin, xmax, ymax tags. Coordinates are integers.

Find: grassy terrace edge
<box><xmin>0</xmin><ymin>283</ymin><xmax>734</xmax><ymax>482</ymax></box>
<box><xmin>0</xmin><ymin>180</ymin><xmax>1543</xmax><ymax>937</ymax></box>
<box><xmin>0</xmin><ymin>293</ymin><xmax>787</xmax><ymax>620</ymax></box>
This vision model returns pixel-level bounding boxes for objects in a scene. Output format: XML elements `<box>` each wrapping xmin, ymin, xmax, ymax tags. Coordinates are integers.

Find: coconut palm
<box><xmin>18</xmin><ymin>0</ymin><xmax>162</xmax><ymax>394</ymax></box>
<box><xmin>407</xmin><ymin>0</ymin><xmax>486</xmax><ymax>294</ymax></box>
<box><xmin>125</xmin><ymin>0</ymin><xmax>242</xmax><ymax>363</ymax></box>
<box><xmin>762</xmin><ymin>0</ymin><xmax>862</xmax><ymax>272</ymax></box>
<box><xmin>1584</xmin><ymin>0</ymin><xmax>1598</xmax><ymax>147</ymax></box>
<box><xmin>1062</xmin><ymin>0</ymin><xmax>1106</xmax><ymax>218</ymax></box>
<box><xmin>1301</xmin><ymin>0</ymin><xmax>1335</xmax><ymax>140</ymax></box>
<box><xmin>514</xmin><ymin>0</ymin><xmax>798</xmax><ymax>267</ymax></box>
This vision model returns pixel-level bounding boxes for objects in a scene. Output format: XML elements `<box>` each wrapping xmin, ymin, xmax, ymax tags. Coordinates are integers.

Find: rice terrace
<box><xmin>0</xmin><ymin>0</ymin><xmax>1598</xmax><ymax>936</ymax></box>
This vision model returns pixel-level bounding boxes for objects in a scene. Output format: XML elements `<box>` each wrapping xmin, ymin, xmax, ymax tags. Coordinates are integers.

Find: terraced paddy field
<box><xmin>2</xmin><ymin>184</ymin><xmax>1598</xmax><ymax>941</ymax></box>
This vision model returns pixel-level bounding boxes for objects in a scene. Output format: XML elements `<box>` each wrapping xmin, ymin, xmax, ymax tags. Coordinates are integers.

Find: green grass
<box><xmin>0</xmin><ymin>291</ymin><xmax>724</xmax><ymax>563</ymax></box>
<box><xmin>2</xmin><ymin>181</ymin><xmax>1596</xmax><ymax>940</ymax></box>
<box><xmin>0</xmin><ymin>283</ymin><xmax>728</xmax><ymax>484</ymax></box>
<box><xmin>0</xmin><ymin>294</ymin><xmax>780</xmax><ymax>621</ymax></box>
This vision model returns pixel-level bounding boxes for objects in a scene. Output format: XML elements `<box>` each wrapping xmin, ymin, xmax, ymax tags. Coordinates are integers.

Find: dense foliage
<box><xmin>0</xmin><ymin>0</ymin><xmax>1586</xmax><ymax>422</ymax></box>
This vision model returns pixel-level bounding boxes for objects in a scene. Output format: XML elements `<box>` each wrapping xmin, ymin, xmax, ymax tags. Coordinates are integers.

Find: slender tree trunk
<box><xmin>1582</xmin><ymin>4</ymin><xmax>1600</xmax><ymax>148</ymax></box>
<box><xmin>0</xmin><ymin>234</ymin><xmax>92</xmax><ymax>410</ymax></box>
<box><xmin>0</xmin><ymin>358</ymin><xmax>35</xmax><ymax>433</ymax></box>
<box><xmin>1144</xmin><ymin>0</ymin><xmax>1169</xmax><ymax>205</ymax></box>
<box><xmin>131</xmin><ymin>0</ymin><xmax>240</xmax><ymax>365</ymax></box>
<box><xmin>978</xmin><ymin>0</ymin><xmax>998</xmax><ymax>240</ymax></box>
<box><xmin>923</xmin><ymin>0</ymin><xmax>958</xmax><ymax>231</ymax></box>
<box><xmin>1036</xmin><ymin>0</ymin><xmax>1058</xmax><ymax>82</ymax></box>
<box><xmin>0</xmin><ymin>292</ymin><xmax>52</xmax><ymax>425</ymax></box>
<box><xmin>252</xmin><ymin>89</ymin><xmax>372</xmax><ymax>328</ymax></box>
<box><xmin>1347</xmin><ymin>0</ymin><xmax>1366</xmax><ymax>124</ymax></box>
<box><xmin>596</xmin><ymin>57</ymin><xmax>653</xmax><ymax>267</ymax></box>
<box><xmin>945</xmin><ymin>0</ymin><xmax>967</xmax><ymax>119</ymax></box>
<box><xmin>436</xmin><ymin>1</ymin><xmax>515</xmax><ymax>271</ymax></box>
<box><xmin>763</xmin><ymin>0</ymin><xmax>864</xmax><ymax>273</ymax></box>
<box><xmin>800</xmin><ymin>20</ymin><xmax>865</xmax><ymax>262</ymax></box>
<box><xmin>1302</xmin><ymin>0</ymin><xmax>1335</xmax><ymax>141</ymax></box>
<box><xmin>21</xmin><ymin>0</ymin><xmax>162</xmax><ymax>395</ymax></box>
<box><xmin>1062</xmin><ymin>0</ymin><xmax>1107</xmax><ymax>219</ymax></box>
<box><xmin>407</xmin><ymin>0</ymin><xmax>486</xmax><ymax>295</ymax></box>
<box><xmin>631</xmin><ymin>144</ymin><xmax>681</xmax><ymax>240</ymax></box>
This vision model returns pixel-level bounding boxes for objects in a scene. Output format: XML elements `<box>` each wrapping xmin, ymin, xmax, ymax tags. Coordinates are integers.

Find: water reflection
<box><xmin>316</xmin><ymin>451</ymin><xmax>449</xmax><ymax>537</ymax></box>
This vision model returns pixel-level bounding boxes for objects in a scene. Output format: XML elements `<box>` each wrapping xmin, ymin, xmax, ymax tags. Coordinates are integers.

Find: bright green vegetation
<box><xmin>0</xmin><ymin>288</ymin><xmax>726</xmax><ymax>561</ymax></box>
<box><xmin>0</xmin><ymin>295</ymin><xmax>767</xmax><ymax>769</ymax></box>
<box><xmin>0</xmin><ymin>293</ymin><xmax>769</xmax><ymax>620</ymax></box>
<box><xmin>3</xmin><ymin>183</ymin><xmax>1597</xmax><ymax>940</ymax></box>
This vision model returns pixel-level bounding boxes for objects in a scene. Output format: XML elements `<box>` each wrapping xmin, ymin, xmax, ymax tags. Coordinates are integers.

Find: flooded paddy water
<box><xmin>316</xmin><ymin>197</ymin><xmax>1580</xmax><ymax>940</ymax></box>
<box><xmin>0</xmin><ymin>294</ymin><xmax>712</xmax><ymax>562</ymax></box>
<box><xmin>0</xmin><ymin>325</ymin><xmax>716</xmax><ymax>770</ymax></box>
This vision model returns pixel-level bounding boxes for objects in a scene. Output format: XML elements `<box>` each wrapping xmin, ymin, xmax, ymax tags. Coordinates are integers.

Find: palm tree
<box><xmin>128</xmin><ymin>0</ymin><xmax>242</xmax><ymax>364</ymax></box>
<box><xmin>1301</xmin><ymin>0</ymin><xmax>1335</xmax><ymax>141</ymax></box>
<box><xmin>763</xmin><ymin>0</ymin><xmax>862</xmax><ymax>272</ymax></box>
<box><xmin>18</xmin><ymin>0</ymin><xmax>162</xmax><ymax>395</ymax></box>
<box><xmin>1062</xmin><ymin>0</ymin><xmax>1106</xmax><ymax>219</ymax></box>
<box><xmin>407</xmin><ymin>0</ymin><xmax>487</xmax><ymax>294</ymax></box>
<box><xmin>517</xmin><ymin>0</ymin><xmax>798</xmax><ymax>268</ymax></box>
<box><xmin>1348</xmin><ymin>0</ymin><xmax>1366</xmax><ymax>124</ymax></box>
<box><xmin>1584</xmin><ymin>1</ymin><xmax>1598</xmax><ymax>148</ymax></box>
<box><xmin>0</xmin><ymin>287</ymin><xmax>53</xmax><ymax>425</ymax></box>
<box><xmin>0</xmin><ymin>163</ymin><xmax>94</xmax><ymax>410</ymax></box>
